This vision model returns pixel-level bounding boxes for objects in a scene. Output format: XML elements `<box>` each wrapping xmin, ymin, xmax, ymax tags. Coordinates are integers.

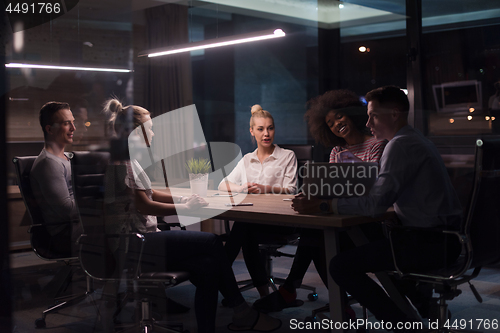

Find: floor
<box><xmin>10</xmin><ymin>246</ymin><xmax>500</xmax><ymax>333</ymax></box>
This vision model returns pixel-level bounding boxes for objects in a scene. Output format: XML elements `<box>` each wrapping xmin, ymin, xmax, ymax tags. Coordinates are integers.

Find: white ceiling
<box><xmin>54</xmin><ymin>0</ymin><xmax>500</xmax><ymax>39</ymax></box>
<box><xmin>193</xmin><ymin>0</ymin><xmax>405</xmax><ymax>28</ymax></box>
<box><xmin>149</xmin><ymin>0</ymin><xmax>500</xmax><ymax>37</ymax></box>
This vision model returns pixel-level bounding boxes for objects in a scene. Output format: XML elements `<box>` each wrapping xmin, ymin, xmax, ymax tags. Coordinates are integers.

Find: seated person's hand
<box><xmin>334</xmin><ymin>150</ymin><xmax>363</xmax><ymax>163</ymax></box>
<box><xmin>236</xmin><ymin>183</ymin><xmax>250</xmax><ymax>193</ymax></box>
<box><xmin>291</xmin><ymin>193</ymin><xmax>322</xmax><ymax>214</ymax></box>
<box><xmin>238</xmin><ymin>182</ymin><xmax>260</xmax><ymax>193</ymax></box>
<box><xmin>185</xmin><ymin>194</ymin><xmax>209</xmax><ymax>210</ymax></box>
<box><xmin>245</xmin><ymin>182</ymin><xmax>264</xmax><ymax>194</ymax></box>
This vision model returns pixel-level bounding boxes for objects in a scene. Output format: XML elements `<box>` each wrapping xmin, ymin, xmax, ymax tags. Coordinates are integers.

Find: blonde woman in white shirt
<box><xmin>219</xmin><ymin>104</ymin><xmax>298</xmax><ymax>298</ymax></box>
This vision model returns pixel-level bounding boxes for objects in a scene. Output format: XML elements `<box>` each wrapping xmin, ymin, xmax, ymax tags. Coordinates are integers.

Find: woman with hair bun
<box><xmin>219</xmin><ymin>104</ymin><xmax>297</xmax><ymax>194</ymax></box>
<box><xmin>102</xmin><ymin>99</ymin><xmax>281</xmax><ymax>333</ymax></box>
<box><xmin>219</xmin><ymin>104</ymin><xmax>298</xmax><ymax>299</ymax></box>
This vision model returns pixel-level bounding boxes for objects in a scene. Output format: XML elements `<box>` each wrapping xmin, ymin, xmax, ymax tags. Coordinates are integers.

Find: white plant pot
<box><xmin>189</xmin><ymin>173</ymin><xmax>208</xmax><ymax>197</ymax></box>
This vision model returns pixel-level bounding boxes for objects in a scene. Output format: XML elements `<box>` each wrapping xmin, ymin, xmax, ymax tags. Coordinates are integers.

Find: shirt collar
<box><xmin>249</xmin><ymin>144</ymin><xmax>279</xmax><ymax>162</ymax></box>
<box><xmin>393</xmin><ymin>125</ymin><xmax>413</xmax><ymax>139</ymax></box>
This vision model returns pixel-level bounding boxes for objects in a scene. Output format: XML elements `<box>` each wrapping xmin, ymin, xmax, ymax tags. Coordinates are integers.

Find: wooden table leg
<box><xmin>324</xmin><ymin>228</ymin><xmax>344</xmax><ymax>332</ymax></box>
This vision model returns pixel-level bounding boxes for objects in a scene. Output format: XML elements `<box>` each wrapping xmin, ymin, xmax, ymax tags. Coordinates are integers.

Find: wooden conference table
<box><xmin>169</xmin><ymin>188</ymin><xmax>403</xmax><ymax>332</ymax></box>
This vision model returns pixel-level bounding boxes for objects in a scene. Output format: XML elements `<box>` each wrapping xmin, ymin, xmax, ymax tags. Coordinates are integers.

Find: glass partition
<box><xmin>421</xmin><ymin>0</ymin><xmax>500</xmax><ymax>136</ymax></box>
<box><xmin>4</xmin><ymin>0</ymin><xmax>500</xmax><ymax>331</ymax></box>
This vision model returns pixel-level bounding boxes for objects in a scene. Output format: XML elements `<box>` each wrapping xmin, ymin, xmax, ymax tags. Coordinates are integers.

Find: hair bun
<box><xmin>251</xmin><ymin>104</ymin><xmax>263</xmax><ymax>115</ymax></box>
<box><xmin>109</xmin><ymin>99</ymin><xmax>122</xmax><ymax>114</ymax></box>
<box><xmin>103</xmin><ymin>98</ymin><xmax>123</xmax><ymax>117</ymax></box>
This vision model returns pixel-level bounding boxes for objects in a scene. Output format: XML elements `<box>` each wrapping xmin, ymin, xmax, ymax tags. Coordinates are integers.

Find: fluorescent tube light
<box><xmin>140</xmin><ymin>29</ymin><xmax>285</xmax><ymax>58</ymax></box>
<box><xmin>5</xmin><ymin>63</ymin><xmax>132</xmax><ymax>73</ymax></box>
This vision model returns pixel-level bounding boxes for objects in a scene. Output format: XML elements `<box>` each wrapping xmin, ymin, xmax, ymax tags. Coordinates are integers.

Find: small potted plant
<box><xmin>185</xmin><ymin>158</ymin><xmax>211</xmax><ymax>197</ymax></box>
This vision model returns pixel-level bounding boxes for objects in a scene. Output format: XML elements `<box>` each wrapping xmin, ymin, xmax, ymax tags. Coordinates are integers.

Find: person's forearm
<box><xmin>337</xmin><ymin>193</ymin><xmax>393</xmax><ymax>217</ymax></box>
<box><xmin>135</xmin><ymin>197</ymin><xmax>178</xmax><ymax>216</ymax></box>
<box><xmin>135</xmin><ymin>190</ymin><xmax>181</xmax><ymax>216</ymax></box>
<box><xmin>218</xmin><ymin>181</ymin><xmax>241</xmax><ymax>192</ymax></box>
<box><xmin>151</xmin><ymin>189</ymin><xmax>175</xmax><ymax>204</ymax></box>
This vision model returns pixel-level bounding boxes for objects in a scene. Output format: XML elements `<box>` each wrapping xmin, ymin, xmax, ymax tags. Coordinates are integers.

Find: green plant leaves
<box><xmin>185</xmin><ymin>158</ymin><xmax>211</xmax><ymax>174</ymax></box>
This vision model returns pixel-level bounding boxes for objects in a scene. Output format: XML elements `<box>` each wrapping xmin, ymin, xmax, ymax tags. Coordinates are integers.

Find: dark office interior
<box><xmin>2</xmin><ymin>0</ymin><xmax>500</xmax><ymax>332</ymax></box>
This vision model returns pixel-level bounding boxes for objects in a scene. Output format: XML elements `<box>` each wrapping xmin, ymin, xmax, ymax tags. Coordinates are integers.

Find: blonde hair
<box><xmin>249</xmin><ymin>104</ymin><xmax>274</xmax><ymax>128</ymax></box>
<box><xmin>103</xmin><ymin>98</ymin><xmax>150</xmax><ymax>137</ymax></box>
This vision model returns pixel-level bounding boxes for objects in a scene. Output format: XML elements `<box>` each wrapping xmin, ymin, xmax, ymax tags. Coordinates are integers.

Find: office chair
<box><xmin>388</xmin><ymin>138</ymin><xmax>500</xmax><ymax>332</ymax></box>
<box><xmin>226</xmin><ymin>144</ymin><xmax>318</xmax><ymax>299</ymax></box>
<box><xmin>279</xmin><ymin>144</ymin><xmax>314</xmax><ymax>190</ymax></box>
<box><xmin>71</xmin><ymin>151</ymin><xmax>190</xmax><ymax>332</ymax></box>
<box><xmin>12</xmin><ymin>156</ymin><xmax>95</xmax><ymax>329</ymax></box>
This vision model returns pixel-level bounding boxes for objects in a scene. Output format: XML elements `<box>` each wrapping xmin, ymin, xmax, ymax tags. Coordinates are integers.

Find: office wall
<box><xmin>191</xmin><ymin>14</ymin><xmax>319</xmax><ymax>156</ymax></box>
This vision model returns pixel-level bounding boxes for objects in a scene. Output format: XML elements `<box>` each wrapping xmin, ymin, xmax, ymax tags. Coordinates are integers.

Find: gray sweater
<box><xmin>30</xmin><ymin>149</ymin><xmax>78</xmax><ymax>236</ymax></box>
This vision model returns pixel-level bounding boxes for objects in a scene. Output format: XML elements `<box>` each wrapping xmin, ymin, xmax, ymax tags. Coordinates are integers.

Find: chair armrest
<box><xmin>157</xmin><ymin>216</ymin><xmax>186</xmax><ymax>230</ymax></box>
<box><xmin>138</xmin><ymin>271</ymin><xmax>191</xmax><ymax>285</ymax></box>
<box><xmin>28</xmin><ymin>224</ymin><xmax>44</xmax><ymax>233</ymax></box>
<box><xmin>388</xmin><ymin>226</ymin><xmax>471</xmax><ymax>280</ymax></box>
<box><xmin>78</xmin><ymin>233</ymin><xmax>146</xmax><ymax>281</ymax></box>
<box><xmin>77</xmin><ymin>232</ymin><xmax>145</xmax><ymax>244</ymax></box>
<box><xmin>28</xmin><ymin>220</ymin><xmax>79</xmax><ymax>233</ymax></box>
<box><xmin>388</xmin><ymin>224</ymin><xmax>457</xmax><ymax>233</ymax></box>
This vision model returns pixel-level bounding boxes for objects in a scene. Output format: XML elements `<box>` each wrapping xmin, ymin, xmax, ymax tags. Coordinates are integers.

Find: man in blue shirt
<box><xmin>292</xmin><ymin>86</ymin><xmax>462</xmax><ymax>331</ymax></box>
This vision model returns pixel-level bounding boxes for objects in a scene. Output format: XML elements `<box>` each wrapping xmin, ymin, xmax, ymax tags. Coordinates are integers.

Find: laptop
<box><xmin>300</xmin><ymin>162</ymin><xmax>379</xmax><ymax>198</ymax></box>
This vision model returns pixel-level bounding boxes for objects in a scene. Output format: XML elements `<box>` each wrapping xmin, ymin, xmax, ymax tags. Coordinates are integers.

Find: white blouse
<box><xmin>125</xmin><ymin>159</ymin><xmax>159</xmax><ymax>233</ymax></box>
<box><xmin>219</xmin><ymin>145</ymin><xmax>298</xmax><ymax>194</ymax></box>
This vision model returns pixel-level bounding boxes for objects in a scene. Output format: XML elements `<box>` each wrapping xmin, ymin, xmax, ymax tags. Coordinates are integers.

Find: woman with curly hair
<box><xmin>306</xmin><ymin>89</ymin><xmax>386</xmax><ymax>163</ymax></box>
<box><xmin>254</xmin><ymin>89</ymin><xmax>387</xmax><ymax>313</ymax></box>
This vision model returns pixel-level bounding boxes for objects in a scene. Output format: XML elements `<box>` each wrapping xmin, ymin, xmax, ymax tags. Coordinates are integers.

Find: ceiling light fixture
<box><xmin>5</xmin><ymin>63</ymin><xmax>132</xmax><ymax>73</ymax></box>
<box><xmin>140</xmin><ymin>29</ymin><xmax>286</xmax><ymax>58</ymax></box>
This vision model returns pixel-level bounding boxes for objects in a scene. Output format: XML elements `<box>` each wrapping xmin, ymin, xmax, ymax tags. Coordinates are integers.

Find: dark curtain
<box><xmin>145</xmin><ymin>4</ymin><xmax>193</xmax><ymax>116</ymax></box>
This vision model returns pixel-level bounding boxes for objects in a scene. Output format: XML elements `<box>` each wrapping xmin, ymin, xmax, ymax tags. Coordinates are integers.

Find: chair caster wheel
<box><xmin>308</xmin><ymin>293</ymin><xmax>318</xmax><ymax>301</ymax></box>
<box><xmin>35</xmin><ymin>318</ymin><xmax>46</xmax><ymax>329</ymax></box>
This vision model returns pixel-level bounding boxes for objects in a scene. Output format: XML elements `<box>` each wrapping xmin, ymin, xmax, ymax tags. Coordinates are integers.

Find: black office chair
<box><xmin>71</xmin><ymin>151</ymin><xmax>190</xmax><ymax>333</ymax></box>
<box><xmin>226</xmin><ymin>144</ymin><xmax>318</xmax><ymax>299</ymax></box>
<box><xmin>12</xmin><ymin>156</ymin><xmax>95</xmax><ymax>329</ymax></box>
<box><xmin>279</xmin><ymin>144</ymin><xmax>314</xmax><ymax>190</ymax></box>
<box><xmin>388</xmin><ymin>138</ymin><xmax>500</xmax><ymax>332</ymax></box>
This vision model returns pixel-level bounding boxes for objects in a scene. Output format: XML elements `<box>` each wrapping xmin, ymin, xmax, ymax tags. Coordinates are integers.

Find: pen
<box><xmin>283</xmin><ymin>198</ymin><xmax>293</xmax><ymax>201</ymax></box>
<box><xmin>211</xmin><ymin>193</ymin><xmax>238</xmax><ymax>197</ymax></box>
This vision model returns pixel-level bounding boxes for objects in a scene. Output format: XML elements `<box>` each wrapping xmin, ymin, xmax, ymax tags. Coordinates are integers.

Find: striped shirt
<box><xmin>329</xmin><ymin>137</ymin><xmax>388</xmax><ymax>163</ymax></box>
